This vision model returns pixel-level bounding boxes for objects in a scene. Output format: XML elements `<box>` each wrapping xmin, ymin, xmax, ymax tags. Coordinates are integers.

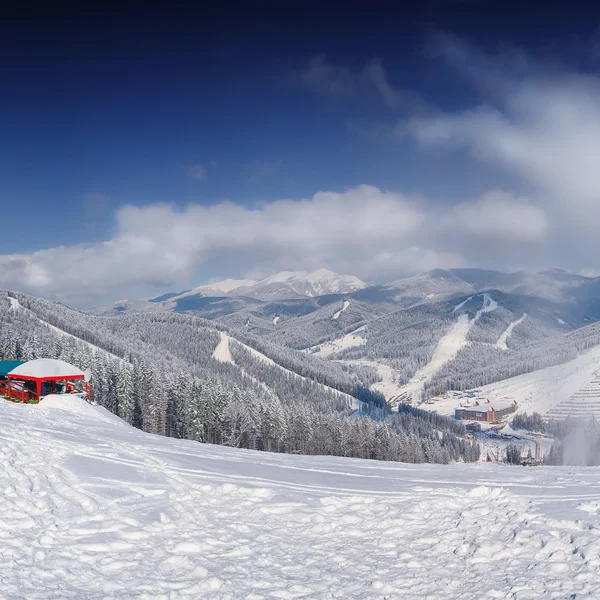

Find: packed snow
<box><xmin>212</xmin><ymin>332</ymin><xmax>234</xmax><ymax>364</ymax></box>
<box><xmin>2</xmin><ymin>397</ymin><xmax>600</xmax><ymax>598</ymax></box>
<box><xmin>496</xmin><ymin>313</ymin><xmax>527</xmax><ymax>350</ymax></box>
<box><xmin>398</xmin><ymin>294</ymin><xmax>498</xmax><ymax>403</ymax></box>
<box><xmin>9</xmin><ymin>358</ymin><xmax>85</xmax><ymax>378</ymax></box>
<box><xmin>332</xmin><ymin>300</ymin><xmax>350</xmax><ymax>320</ymax></box>
<box><xmin>308</xmin><ymin>326</ymin><xmax>367</xmax><ymax>358</ymax></box>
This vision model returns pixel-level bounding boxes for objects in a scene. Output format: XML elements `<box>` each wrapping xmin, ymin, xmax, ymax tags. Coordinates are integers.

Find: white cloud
<box><xmin>0</xmin><ymin>182</ymin><xmax>557</xmax><ymax>304</ymax></box>
<box><xmin>580</xmin><ymin>268</ymin><xmax>600</xmax><ymax>279</ymax></box>
<box><xmin>451</xmin><ymin>189</ymin><xmax>548</xmax><ymax>243</ymax></box>
<box><xmin>408</xmin><ymin>40</ymin><xmax>600</xmax><ymax>213</ymax></box>
<box><xmin>0</xmin><ymin>186</ymin><xmax>429</xmax><ymax>303</ymax></box>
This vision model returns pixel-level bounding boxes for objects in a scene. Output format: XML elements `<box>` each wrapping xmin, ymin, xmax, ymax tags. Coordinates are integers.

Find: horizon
<box><xmin>3</xmin><ymin>1</ymin><xmax>600</xmax><ymax>305</ymax></box>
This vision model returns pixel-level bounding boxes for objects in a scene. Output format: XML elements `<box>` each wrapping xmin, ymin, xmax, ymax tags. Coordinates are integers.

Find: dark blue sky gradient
<box><xmin>1</xmin><ymin>0</ymin><xmax>597</xmax><ymax>253</ymax></box>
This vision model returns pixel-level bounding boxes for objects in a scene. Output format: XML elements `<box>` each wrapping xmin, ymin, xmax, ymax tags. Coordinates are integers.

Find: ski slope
<box><xmin>332</xmin><ymin>300</ymin><xmax>350</xmax><ymax>320</ymax></box>
<box><xmin>308</xmin><ymin>326</ymin><xmax>367</xmax><ymax>358</ymax></box>
<box><xmin>496</xmin><ymin>313</ymin><xmax>527</xmax><ymax>350</ymax></box>
<box><xmin>399</xmin><ymin>293</ymin><xmax>498</xmax><ymax>403</ymax></box>
<box><xmin>2</xmin><ymin>397</ymin><xmax>600</xmax><ymax>599</ymax></box>
<box><xmin>478</xmin><ymin>343</ymin><xmax>600</xmax><ymax>417</ymax></box>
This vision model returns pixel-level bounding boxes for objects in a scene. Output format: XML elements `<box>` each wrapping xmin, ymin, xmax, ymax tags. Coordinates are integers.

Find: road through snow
<box><xmin>2</xmin><ymin>397</ymin><xmax>600</xmax><ymax>598</ymax></box>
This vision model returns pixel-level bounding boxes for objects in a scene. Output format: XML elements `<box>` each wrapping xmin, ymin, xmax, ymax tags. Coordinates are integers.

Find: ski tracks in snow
<box><xmin>2</xmin><ymin>400</ymin><xmax>600</xmax><ymax>598</ymax></box>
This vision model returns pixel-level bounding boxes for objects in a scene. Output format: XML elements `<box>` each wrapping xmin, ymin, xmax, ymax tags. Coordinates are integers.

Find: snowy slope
<box><xmin>2</xmin><ymin>397</ymin><xmax>600</xmax><ymax>598</ymax></box>
<box><xmin>397</xmin><ymin>293</ymin><xmax>498</xmax><ymax>403</ymax></box>
<box><xmin>175</xmin><ymin>278</ymin><xmax>257</xmax><ymax>299</ymax></box>
<box><xmin>477</xmin><ymin>343</ymin><xmax>600</xmax><ymax>417</ymax></box>
<box><xmin>307</xmin><ymin>326</ymin><xmax>367</xmax><ymax>358</ymax></box>
<box><xmin>8</xmin><ymin>294</ymin><xmax>123</xmax><ymax>363</ymax></box>
<box><xmin>213</xmin><ymin>331</ymin><xmax>363</xmax><ymax>410</ymax></box>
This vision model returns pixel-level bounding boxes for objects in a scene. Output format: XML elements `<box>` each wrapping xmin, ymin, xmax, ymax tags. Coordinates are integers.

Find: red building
<box><xmin>455</xmin><ymin>400</ymin><xmax>517</xmax><ymax>423</ymax></box>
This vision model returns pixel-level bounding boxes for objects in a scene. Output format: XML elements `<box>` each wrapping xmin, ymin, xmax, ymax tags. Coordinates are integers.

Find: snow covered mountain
<box><xmin>172</xmin><ymin>268</ymin><xmax>368</xmax><ymax>301</ymax></box>
<box><xmin>2</xmin><ymin>394</ymin><xmax>600</xmax><ymax>598</ymax></box>
<box><xmin>383</xmin><ymin>267</ymin><xmax>593</xmax><ymax>304</ymax></box>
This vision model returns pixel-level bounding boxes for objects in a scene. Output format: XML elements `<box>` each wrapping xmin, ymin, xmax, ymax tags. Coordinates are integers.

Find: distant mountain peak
<box><xmin>168</xmin><ymin>269</ymin><xmax>367</xmax><ymax>301</ymax></box>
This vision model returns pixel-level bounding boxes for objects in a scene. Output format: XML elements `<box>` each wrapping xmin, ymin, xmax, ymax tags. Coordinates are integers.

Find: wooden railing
<box><xmin>1</xmin><ymin>381</ymin><xmax>39</xmax><ymax>403</ymax></box>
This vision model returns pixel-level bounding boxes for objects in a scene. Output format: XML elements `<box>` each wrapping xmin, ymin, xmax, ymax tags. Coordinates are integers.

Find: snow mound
<box><xmin>39</xmin><ymin>394</ymin><xmax>125</xmax><ymax>425</ymax></box>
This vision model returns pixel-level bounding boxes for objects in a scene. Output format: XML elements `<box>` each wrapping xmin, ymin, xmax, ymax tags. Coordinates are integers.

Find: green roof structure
<box><xmin>0</xmin><ymin>360</ymin><xmax>25</xmax><ymax>378</ymax></box>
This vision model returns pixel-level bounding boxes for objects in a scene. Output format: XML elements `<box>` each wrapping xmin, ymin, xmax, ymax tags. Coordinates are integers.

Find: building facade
<box><xmin>455</xmin><ymin>402</ymin><xmax>517</xmax><ymax>423</ymax></box>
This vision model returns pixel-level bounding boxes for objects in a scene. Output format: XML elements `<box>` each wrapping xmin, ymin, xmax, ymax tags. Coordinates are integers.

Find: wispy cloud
<box><xmin>301</xmin><ymin>55</ymin><xmax>425</xmax><ymax>110</ymax></box>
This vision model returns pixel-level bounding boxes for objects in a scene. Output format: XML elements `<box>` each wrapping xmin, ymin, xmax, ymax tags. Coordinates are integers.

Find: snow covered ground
<box><xmin>340</xmin><ymin>358</ymin><xmax>407</xmax><ymax>404</ymax></box>
<box><xmin>2</xmin><ymin>396</ymin><xmax>600</xmax><ymax>599</ymax></box>
<box><xmin>419</xmin><ymin>343</ymin><xmax>600</xmax><ymax>422</ymax></box>
<box><xmin>5</xmin><ymin>294</ymin><xmax>123</xmax><ymax>363</ymax></box>
<box><xmin>308</xmin><ymin>326</ymin><xmax>367</xmax><ymax>358</ymax></box>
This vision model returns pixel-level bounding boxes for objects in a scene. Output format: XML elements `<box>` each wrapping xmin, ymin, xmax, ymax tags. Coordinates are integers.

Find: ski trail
<box><xmin>452</xmin><ymin>296</ymin><xmax>472</xmax><ymax>313</ymax></box>
<box><xmin>213</xmin><ymin>332</ymin><xmax>362</xmax><ymax>410</ymax></box>
<box><xmin>212</xmin><ymin>332</ymin><xmax>234</xmax><ymax>363</ymax></box>
<box><xmin>398</xmin><ymin>293</ymin><xmax>497</xmax><ymax>404</ymax></box>
<box><xmin>332</xmin><ymin>300</ymin><xmax>350</xmax><ymax>320</ymax></box>
<box><xmin>307</xmin><ymin>326</ymin><xmax>367</xmax><ymax>358</ymax></box>
<box><xmin>496</xmin><ymin>313</ymin><xmax>527</xmax><ymax>350</ymax></box>
<box><xmin>7</xmin><ymin>296</ymin><xmax>19</xmax><ymax>311</ymax></box>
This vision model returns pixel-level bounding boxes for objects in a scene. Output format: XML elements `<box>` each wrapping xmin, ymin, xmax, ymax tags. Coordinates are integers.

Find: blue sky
<box><xmin>3</xmin><ymin>2</ymin><xmax>600</xmax><ymax>305</ymax></box>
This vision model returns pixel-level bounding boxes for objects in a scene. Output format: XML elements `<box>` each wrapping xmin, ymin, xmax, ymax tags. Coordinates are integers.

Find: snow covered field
<box><xmin>308</xmin><ymin>326</ymin><xmax>367</xmax><ymax>358</ymax></box>
<box><xmin>2</xmin><ymin>397</ymin><xmax>600</xmax><ymax>598</ymax></box>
